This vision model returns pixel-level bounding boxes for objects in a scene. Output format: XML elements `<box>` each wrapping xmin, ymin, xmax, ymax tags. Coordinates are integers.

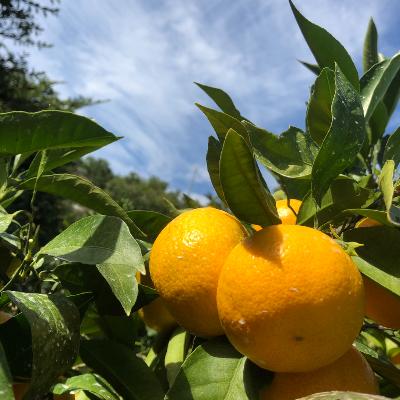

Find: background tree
<box><xmin>1</xmin><ymin>0</ymin><xmax>200</xmax><ymax>244</ymax></box>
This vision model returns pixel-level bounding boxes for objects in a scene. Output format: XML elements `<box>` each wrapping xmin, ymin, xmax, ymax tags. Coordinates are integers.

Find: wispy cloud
<box><xmin>27</xmin><ymin>0</ymin><xmax>399</xmax><ymax>194</ymax></box>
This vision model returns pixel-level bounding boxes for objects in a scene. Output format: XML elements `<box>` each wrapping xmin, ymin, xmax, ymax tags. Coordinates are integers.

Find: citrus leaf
<box><xmin>39</xmin><ymin>215</ymin><xmax>144</xmax><ymax>315</ymax></box>
<box><xmin>126</xmin><ymin>210</ymin><xmax>171</xmax><ymax>242</ymax></box>
<box><xmin>0</xmin><ymin>207</ymin><xmax>18</xmax><ymax>233</ymax></box>
<box><xmin>362</xmin><ymin>352</ymin><xmax>400</xmax><ymax>387</ymax></box>
<box><xmin>298</xmin><ymin>60</ymin><xmax>321</xmax><ymax>75</ymax></box>
<box><xmin>206</xmin><ymin>136</ymin><xmax>225</xmax><ymax>202</ymax></box>
<box><xmin>356</xmin><ymin>340</ymin><xmax>400</xmax><ymax>387</ymax></box>
<box><xmin>165</xmin><ymin>327</ymin><xmax>190</xmax><ymax>387</ymax></box>
<box><xmin>345</xmin><ymin>209</ymin><xmax>393</xmax><ymax>227</ymax></box>
<box><xmin>167</xmin><ymin>337</ymin><xmax>270</xmax><ymax>400</ymax></box>
<box><xmin>311</xmin><ymin>65</ymin><xmax>365</xmax><ymax>203</ymax></box>
<box><xmin>297</xmin><ymin>177</ymin><xmax>375</xmax><ymax>227</ymax></box>
<box><xmin>383</xmin><ymin>127</ymin><xmax>400</xmax><ymax>168</ymax></box>
<box><xmin>343</xmin><ymin>226</ymin><xmax>400</xmax><ymax>296</ymax></box>
<box><xmin>26</xmin><ymin>145</ymin><xmax>102</xmax><ymax>178</ymax></box>
<box><xmin>6</xmin><ymin>291</ymin><xmax>80</xmax><ymax>400</ymax></box>
<box><xmin>80</xmin><ymin>339</ymin><xmax>164</xmax><ymax>400</ymax></box>
<box><xmin>368</xmin><ymin>101</ymin><xmax>389</xmax><ymax>145</ymax></box>
<box><xmin>0</xmin><ymin>341</ymin><xmax>13</xmax><ymax>400</ymax></box>
<box><xmin>0</xmin><ymin>111</ymin><xmax>118</xmax><ymax>155</ymax></box>
<box><xmin>289</xmin><ymin>0</ymin><xmax>359</xmax><ymax>89</ymax></box>
<box><xmin>246</xmin><ymin>123</ymin><xmax>317</xmax><ymax>178</ymax></box>
<box><xmin>196</xmin><ymin>104</ymin><xmax>247</xmax><ymax>142</ymax></box>
<box><xmin>378</xmin><ymin>160</ymin><xmax>400</xmax><ymax>226</ymax></box>
<box><xmin>297</xmin><ymin>392</ymin><xmax>390</xmax><ymax>400</ymax></box>
<box><xmin>306</xmin><ymin>67</ymin><xmax>335</xmax><ymax>145</ymax></box>
<box><xmin>53</xmin><ymin>373</ymin><xmax>120</xmax><ymax>400</ymax></box>
<box><xmin>18</xmin><ymin>174</ymin><xmax>144</xmax><ymax>237</ymax></box>
<box><xmin>363</xmin><ymin>18</ymin><xmax>379</xmax><ymax>73</ymax></box>
<box><xmin>360</xmin><ymin>53</ymin><xmax>400</xmax><ymax>121</ymax></box>
<box><xmin>219</xmin><ymin>129</ymin><xmax>280</xmax><ymax>226</ymax></box>
<box><xmin>383</xmin><ymin>68</ymin><xmax>400</xmax><ymax>117</ymax></box>
<box><xmin>195</xmin><ymin>83</ymin><xmax>242</xmax><ymax>119</ymax></box>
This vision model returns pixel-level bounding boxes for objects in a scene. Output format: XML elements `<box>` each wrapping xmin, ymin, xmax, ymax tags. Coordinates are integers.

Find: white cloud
<box><xmin>26</xmin><ymin>0</ymin><xmax>398</xmax><ymax>193</ymax></box>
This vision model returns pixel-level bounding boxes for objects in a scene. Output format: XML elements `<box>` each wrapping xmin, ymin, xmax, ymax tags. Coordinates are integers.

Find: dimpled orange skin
<box><xmin>217</xmin><ymin>224</ymin><xmax>364</xmax><ymax>372</ymax></box>
<box><xmin>150</xmin><ymin>207</ymin><xmax>247</xmax><ymax>337</ymax></box>
<box><xmin>260</xmin><ymin>346</ymin><xmax>378</xmax><ymax>400</ymax></box>
<box><xmin>137</xmin><ymin>271</ymin><xmax>176</xmax><ymax>332</ymax></box>
<box><xmin>354</xmin><ymin>218</ymin><xmax>400</xmax><ymax>328</ymax></box>
<box><xmin>253</xmin><ymin>199</ymin><xmax>302</xmax><ymax>231</ymax></box>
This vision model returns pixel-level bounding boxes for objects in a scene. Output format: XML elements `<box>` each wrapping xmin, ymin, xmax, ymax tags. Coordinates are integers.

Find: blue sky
<box><xmin>25</xmin><ymin>0</ymin><xmax>400</xmax><ymax>201</ymax></box>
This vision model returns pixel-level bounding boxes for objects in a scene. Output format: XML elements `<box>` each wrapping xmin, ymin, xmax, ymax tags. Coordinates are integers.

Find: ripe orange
<box><xmin>353</xmin><ymin>218</ymin><xmax>400</xmax><ymax>328</ymax></box>
<box><xmin>136</xmin><ymin>270</ymin><xmax>176</xmax><ymax>332</ymax></box>
<box><xmin>364</xmin><ymin>276</ymin><xmax>400</xmax><ymax>329</ymax></box>
<box><xmin>13</xmin><ymin>383</ymin><xmax>29</xmax><ymax>400</ymax></box>
<box><xmin>150</xmin><ymin>207</ymin><xmax>247</xmax><ymax>337</ymax></box>
<box><xmin>217</xmin><ymin>224</ymin><xmax>364</xmax><ymax>372</ymax></box>
<box><xmin>356</xmin><ymin>217</ymin><xmax>381</xmax><ymax>228</ymax></box>
<box><xmin>260</xmin><ymin>346</ymin><xmax>378</xmax><ymax>400</ymax></box>
<box><xmin>253</xmin><ymin>199</ymin><xmax>301</xmax><ymax>230</ymax></box>
<box><xmin>0</xmin><ymin>310</ymin><xmax>12</xmax><ymax>324</ymax></box>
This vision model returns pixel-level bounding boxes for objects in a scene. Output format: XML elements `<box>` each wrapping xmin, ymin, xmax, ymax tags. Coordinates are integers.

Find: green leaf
<box><xmin>297</xmin><ymin>392</ymin><xmax>390</xmax><ymax>400</ymax></box>
<box><xmin>53</xmin><ymin>373</ymin><xmax>120</xmax><ymax>400</ymax></box>
<box><xmin>0</xmin><ymin>111</ymin><xmax>118</xmax><ymax>155</ymax></box>
<box><xmin>378</xmin><ymin>160</ymin><xmax>400</xmax><ymax>226</ymax></box>
<box><xmin>362</xmin><ymin>353</ymin><xmax>400</xmax><ymax>387</ymax></box>
<box><xmin>311</xmin><ymin>65</ymin><xmax>366</xmax><ymax>203</ymax></box>
<box><xmin>196</xmin><ymin>104</ymin><xmax>247</xmax><ymax>142</ymax></box>
<box><xmin>363</xmin><ymin>18</ymin><xmax>379</xmax><ymax>73</ymax></box>
<box><xmin>6</xmin><ymin>291</ymin><xmax>80</xmax><ymax>400</ymax></box>
<box><xmin>206</xmin><ymin>136</ymin><xmax>225</xmax><ymax>202</ymax></box>
<box><xmin>356</xmin><ymin>340</ymin><xmax>400</xmax><ymax>387</ymax></box>
<box><xmin>126</xmin><ymin>210</ymin><xmax>171</xmax><ymax>242</ymax></box>
<box><xmin>167</xmin><ymin>337</ymin><xmax>271</xmax><ymax>400</ymax></box>
<box><xmin>165</xmin><ymin>327</ymin><xmax>190</xmax><ymax>387</ymax></box>
<box><xmin>0</xmin><ymin>207</ymin><xmax>18</xmax><ymax>233</ymax></box>
<box><xmin>360</xmin><ymin>53</ymin><xmax>400</xmax><ymax>121</ymax></box>
<box><xmin>289</xmin><ymin>0</ymin><xmax>359</xmax><ymax>89</ymax></box>
<box><xmin>18</xmin><ymin>174</ymin><xmax>144</xmax><ymax>237</ymax></box>
<box><xmin>368</xmin><ymin>101</ymin><xmax>389</xmax><ymax>145</ymax></box>
<box><xmin>383</xmin><ymin>68</ymin><xmax>400</xmax><ymax>117</ymax></box>
<box><xmin>219</xmin><ymin>129</ymin><xmax>280</xmax><ymax>226</ymax></box>
<box><xmin>345</xmin><ymin>209</ymin><xmax>392</xmax><ymax>227</ymax></box>
<box><xmin>39</xmin><ymin>215</ymin><xmax>144</xmax><ymax>315</ymax></box>
<box><xmin>80</xmin><ymin>339</ymin><xmax>164</xmax><ymax>400</ymax></box>
<box><xmin>343</xmin><ymin>226</ymin><xmax>400</xmax><ymax>296</ymax></box>
<box><xmin>383</xmin><ymin>127</ymin><xmax>400</xmax><ymax>168</ymax></box>
<box><xmin>26</xmin><ymin>145</ymin><xmax>102</xmax><ymax>178</ymax></box>
<box><xmin>195</xmin><ymin>83</ymin><xmax>242</xmax><ymax>119</ymax></box>
<box><xmin>245</xmin><ymin>123</ymin><xmax>317</xmax><ymax>178</ymax></box>
<box><xmin>297</xmin><ymin>177</ymin><xmax>375</xmax><ymax>227</ymax></box>
<box><xmin>0</xmin><ymin>341</ymin><xmax>13</xmax><ymax>400</ymax></box>
<box><xmin>306</xmin><ymin>68</ymin><xmax>335</xmax><ymax>145</ymax></box>
<box><xmin>379</xmin><ymin>160</ymin><xmax>395</xmax><ymax>210</ymax></box>
<box><xmin>298</xmin><ymin>60</ymin><xmax>321</xmax><ymax>75</ymax></box>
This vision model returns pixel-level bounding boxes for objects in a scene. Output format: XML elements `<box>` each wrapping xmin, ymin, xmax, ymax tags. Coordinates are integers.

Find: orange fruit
<box><xmin>353</xmin><ymin>218</ymin><xmax>400</xmax><ymax>328</ymax></box>
<box><xmin>260</xmin><ymin>346</ymin><xmax>378</xmax><ymax>400</ymax></box>
<box><xmin>356</xmin><ymin>217</ymin><xmax>382</xmax><ymax>228</ymax></box>
<box><xmin>217</xmin><ymin>224</ymin><xmax>364</xmax><ymax>372</ymax></box>
<box><xmin>13</xmin><ymin>383</ymin><xmax>29</xmax><ymax>400</ymax></box>
<box><xmin>253</xmin><ymin>199</ymin><xmax>301</xmax><ymax>230</ymax></box>
<box><xmin>0</xmin><ymin>310</ymin><xmax>12</xmax><ymax>324</ymax></box>
<box><xmin>364</xmin><ymin>275</ymin><xmax>400</xmax><ymax>329</ymax></box>
<box><xmin>136</xmin><ymin>270</ymin><xmax>176</xmax><ymax>332</ymax></box>
<box><xmin>150</xmin><ymin>207</ymin><xmax>247</xmax><ymax>337</ymax></box>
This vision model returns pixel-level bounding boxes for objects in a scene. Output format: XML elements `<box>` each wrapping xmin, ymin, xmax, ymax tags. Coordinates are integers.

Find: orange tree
<box><xmin>0</xmin><ymin>2</ymin><xmax>400</xmax><ymax>400</ymax></box>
